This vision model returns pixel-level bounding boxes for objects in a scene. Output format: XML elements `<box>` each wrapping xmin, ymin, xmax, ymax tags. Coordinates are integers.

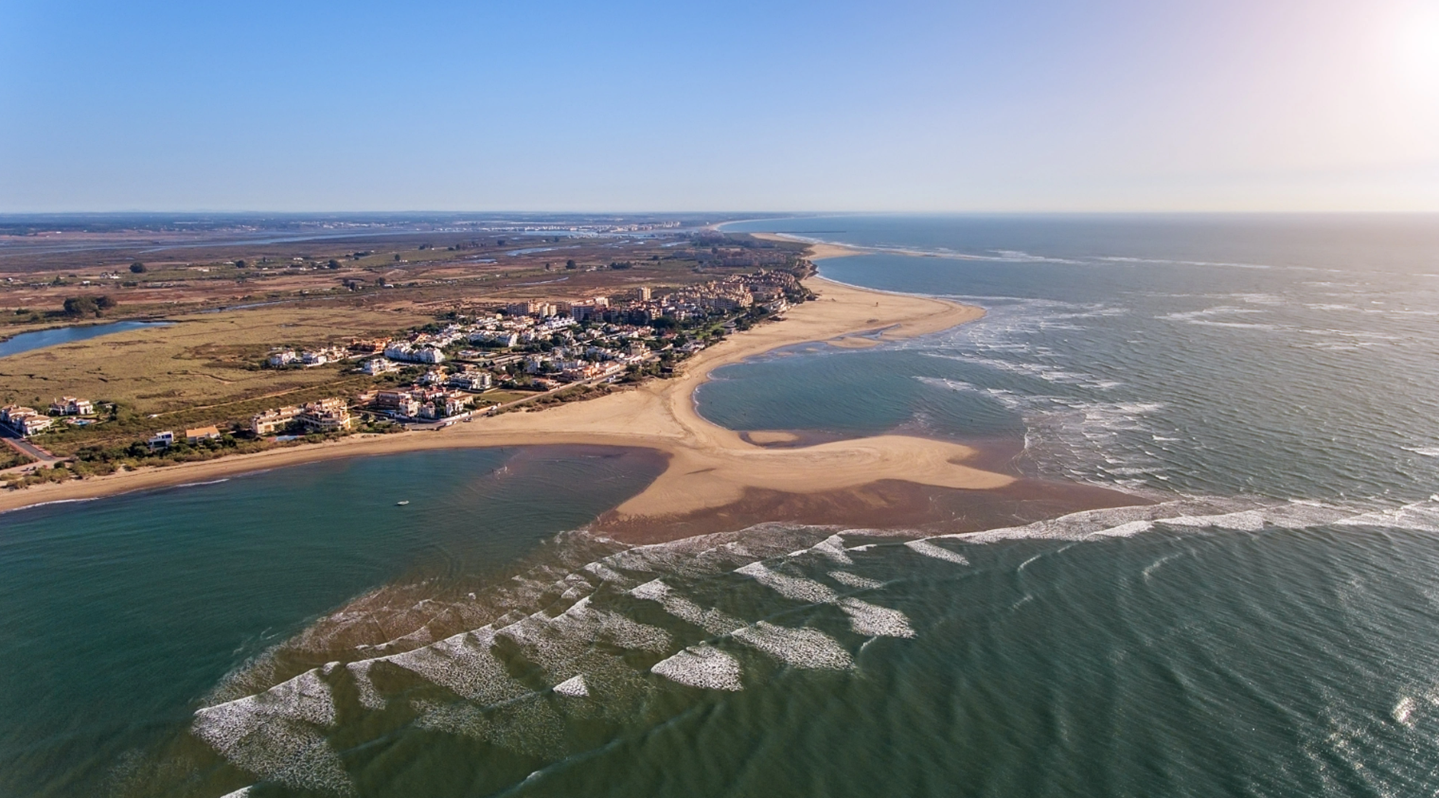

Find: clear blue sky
<box><xmin>2</xmin><ymin>0</ymin><xmax>1436</xmax><ymax>212</ymax></box>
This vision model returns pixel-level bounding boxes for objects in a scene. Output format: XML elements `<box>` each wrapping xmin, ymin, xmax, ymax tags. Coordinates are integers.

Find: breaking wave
<box><xmin>108</xmin><ymin>488</ymin><xmax>1439</xmax><ymax>796</ymax></box>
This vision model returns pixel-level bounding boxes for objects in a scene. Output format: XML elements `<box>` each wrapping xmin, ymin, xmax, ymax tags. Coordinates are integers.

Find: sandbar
<box><xmin>751</xmin><ymin>232</ymin><xmax>867</xmax><ymax>260</ymax></box>
<box><xmin>0</xmin><ymin>275</ymin><xmax>1004</xmax><ymax>522</ymax></box>
<box><xmin>743</xmin><ymin>431</ymin><xmax>801</xmax><ymax>445</ymax></box>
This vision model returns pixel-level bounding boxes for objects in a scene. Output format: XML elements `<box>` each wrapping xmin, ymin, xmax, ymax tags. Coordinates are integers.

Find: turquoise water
<box><xmin>5</xmin><ymin>214</ymin><xmax>1439</xmax><ymax>797</ymax></box>
<box><xmin>0</xmin><ymin>321</ymin><xmax>170</xmax><ymax>359</ymax></box>
<box><xmin>0</xmin><ymin>447</ymin><xmax>664</xmax><ymax>797</ymax></box>
<box><xmin>718</xmin><ymin>214</ymin><xmax>1439</xmax><ymax>501</ymax></box>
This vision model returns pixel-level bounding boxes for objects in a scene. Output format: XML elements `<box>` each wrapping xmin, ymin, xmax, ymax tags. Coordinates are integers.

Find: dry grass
<box><xmin>0</xmin><ymin>304</ymin><xmax>430</xmax><ymax>415</ymax></box>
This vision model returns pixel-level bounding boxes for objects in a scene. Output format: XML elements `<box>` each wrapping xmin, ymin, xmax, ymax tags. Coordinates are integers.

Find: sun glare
<box><xmin>1394</xmin><ymin>5</ymin><xmax>1439</xmax><ymax>88</ymax></box>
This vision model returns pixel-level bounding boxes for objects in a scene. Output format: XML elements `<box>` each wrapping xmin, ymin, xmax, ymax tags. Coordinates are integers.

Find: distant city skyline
<box><xmin>2</xmin><ymin>0</ymin><xmax>1436</xmax><ymax>213</ymax></box>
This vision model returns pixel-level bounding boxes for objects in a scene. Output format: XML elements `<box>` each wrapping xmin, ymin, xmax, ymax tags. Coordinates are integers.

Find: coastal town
<box><xmin>0</xmin><ymin>264</ymin><xmax>812</xmax><ymax>485</ymax></box>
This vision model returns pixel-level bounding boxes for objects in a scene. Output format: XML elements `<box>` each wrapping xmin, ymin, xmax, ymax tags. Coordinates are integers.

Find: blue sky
<box><xmin>1</xmin><ymin>0</ymin><xmax>1436</xmax><ymax>212</ymax></box>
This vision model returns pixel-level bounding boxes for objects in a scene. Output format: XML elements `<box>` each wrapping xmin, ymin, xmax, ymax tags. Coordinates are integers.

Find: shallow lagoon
<box><xmin>0</xmin><ymin>320</ymin><xmax>170</xmax><ymax>359</ymax></box>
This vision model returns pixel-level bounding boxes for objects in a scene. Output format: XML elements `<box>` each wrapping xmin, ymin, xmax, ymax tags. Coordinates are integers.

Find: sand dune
<box><xmin>0</xmin><ymin>276</ymin><xmax>1006</xmax><ymax>520</ymax></box>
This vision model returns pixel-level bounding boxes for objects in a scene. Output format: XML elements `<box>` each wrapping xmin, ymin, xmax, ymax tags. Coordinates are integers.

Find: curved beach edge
<box><xmin>0</xmin><ymin>274</ymin><xmax>999</xmax><ymax>520</ymax></box>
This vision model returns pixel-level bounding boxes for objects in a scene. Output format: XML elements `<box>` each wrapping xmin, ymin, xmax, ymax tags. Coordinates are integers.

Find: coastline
<box><xmin>0</xmin><ymin>274</ymin><xmax>1004</xmax><ymax>521</ymax></box>
<box><xmin>750</xmin><ymin>231</ymin><xmax>867</xmax><ymax>261</ymax></box>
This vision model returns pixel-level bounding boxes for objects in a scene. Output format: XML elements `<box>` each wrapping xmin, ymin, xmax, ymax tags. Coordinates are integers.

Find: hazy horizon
<box><xmin>3</xmin><ymin>0</ymin><xmax>1437</xmax><ymax>214</ymax></box>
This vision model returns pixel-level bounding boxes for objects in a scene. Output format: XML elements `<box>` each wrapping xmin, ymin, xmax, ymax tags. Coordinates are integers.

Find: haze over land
<box><xmin>6</xmin><ymin>1</ymin><xmax>1439</xmax><ymax>796</ymax></box>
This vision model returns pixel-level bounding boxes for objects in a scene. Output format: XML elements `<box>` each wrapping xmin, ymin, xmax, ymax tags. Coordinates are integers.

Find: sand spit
<box><xmin>750</xmin><ymin>232</ymin><xmax>866</xmax><ymax>261</ymax></box>
<box><xmin>0</xmin><ymin>276</ymin><xmax>1006</xmax><ymax>523</ymax></box>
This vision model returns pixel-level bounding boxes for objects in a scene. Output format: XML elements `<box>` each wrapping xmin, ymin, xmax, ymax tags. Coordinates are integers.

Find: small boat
<box><xmin>395</xmin><ymin>500</ymin><xmax>410</xmax><ymax>506</ymax></box>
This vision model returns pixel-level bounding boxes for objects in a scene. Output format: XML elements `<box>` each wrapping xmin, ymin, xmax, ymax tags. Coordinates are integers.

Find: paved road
<box><xmin>400</xmin><ymin>366</ymin><xmax>634</xmax><ymax>430</ymax></box>
<box><xmin>0</xmin><ymin>427</ymin><xmax>61</xmax><ymax>464</ymax></box>
<box><xmin>0</xmin><ymin>427</ymin><xmax>67</xmax><ymax>476</ymax></box>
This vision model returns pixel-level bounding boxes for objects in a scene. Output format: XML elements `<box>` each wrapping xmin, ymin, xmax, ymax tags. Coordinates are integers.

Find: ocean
<box><xmin>3</xmin><ymin>214</ymin><xmax>1438</xmax><ymax>796</ymax></box>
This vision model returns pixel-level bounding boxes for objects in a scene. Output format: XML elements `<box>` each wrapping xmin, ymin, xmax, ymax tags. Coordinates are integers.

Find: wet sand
<box><xmin>0</xmin><ymin>270</ymin><xmax>1146</xmax><ymax>540</ymax></box>
<box><xmin>0</xmin><ymin>277</ymin><xmax>1004</xmax><ymax>522</ymax></box>
<box><xmin>750</xmin><ymin>232</ymin><xmax>867</xmax><ymax>260</ymax></box>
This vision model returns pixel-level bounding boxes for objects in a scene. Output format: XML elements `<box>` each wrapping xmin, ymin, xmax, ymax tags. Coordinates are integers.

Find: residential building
<box><xmin>251</xmin><ymin>405</ymin><xmax>301</xmax><ymax>435</ymax></box>
<box><xmin>375</xmin><ymin>390</ymin><xmax>422</xmax><ymax>419</ymax></box>
<box><xmin>1</xmin><ymin>405</ymin><xmax>53</xmax><ymax>436</ymax></box>
<box><xmin>447</xmin><ymin>370</ymin><xmax>492</xmax><ymax>391</ymax></box>
<box><xmin>383</xmin><ymin>342</ymin><xmax>446</xmax><ymax>364</ymax></box>
<box><xmin>469</xmin><ymin>330</ymin><xmax>519</xmax><ymax>348</ymax></box>
<box><xmin>185</xmin><ymin>426</ymin><xmax>221</xmax><ymax>443</ymax></box>
<box><xmin>148</xmin><ymin>431</ymin><xmax>175</xmax><ymax>451</ymax></box>
<box><xmin>267</xmin><ymin>349</ymin><xmax>299</xmax><ymax>367</ymax></box>
<box><xmin>297</xmin><ymin>398</ymin><xmax>352</xmax><ymax>432</ymax></box>
<box><xmin>360</xmin><ymin>357</ymin><xmax>399</xmax><ymax>375</ymax></box>
<box><xmin>444</xmin><ymin>395</ymin><xmax>471</xmax><ymax>416</ymax></box>
<box><xmin>347</xmin><ymin>337</ymin><xmax>390</xmax><ymax>356</ymax></box>
<box><xmin>50</xmin><ymin>396</ymin><xmax>95</xmax><ymax>416</ymax></box>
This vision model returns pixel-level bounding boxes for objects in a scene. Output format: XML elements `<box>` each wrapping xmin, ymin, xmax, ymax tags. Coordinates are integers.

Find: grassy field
<box><xmin>0</xmin><ymin>445</ymin><xmax>32</xmax><ymax>469</ymax></box>
<box><xmin>0</xmin><ymin>229</ymin><xmax>809</xmax><ymax>459</ymax></box>
<box><xmin>0</xmin><ymin>304</ymin><xmax>431</xmax><ymax>417</ymax></box>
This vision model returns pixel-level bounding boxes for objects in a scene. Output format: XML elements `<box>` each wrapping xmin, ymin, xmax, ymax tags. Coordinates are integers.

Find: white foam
<box><xmin>1335</xmin><ymin>498</ymin><xmax>1439</xmax><ymax>534</ymax></box>
<box><xmin>919</xmin><ymin>354</ymin><xmax>1094</xmax><ymax>386</ymax></box>
<box><xmin>987</xmin><ymin>249</ymin><xmax>1086</xmax><ymax>265</ymax></box>
<box><xmin>960</xmin><ymin>498</ymin><xmax>1366</xmax><ymax>545</ymax></box>
<box><xmin>219</xmin><ymin>787</ymin><xmax>254</xmax><ymax>798</ymax></box>
<box><xmin>736</xmin><ymin>561</ymin><xmax>839</xmax><ymax>603</ymax></box>
<box><xmin>547</xmin><ymin>595</ymin><xmax>672</xmax><ymax>652</ymax></box>
<box><xmin>173</xmin><ymin>478</ymin><xmax>231</xmax><ymax>489</ymax></box>
<box><xmin>1097</xmin><ymin>256</ymin><xmax>1274</xmax><ymax>270</ymax></box>
<box><xmin>629</xmin><ymin>578</ymin><xmax>671</xmax><ymax>602</ymax></box>
<box><xmin>583</xmin><ymin>561</ymin><xmax>628</xmax><ymax>584</ymax></box>
<box><xmin>387</xmin><ymin>629</ymin><xmax>528</xmax><ymax>704</ymax></box>
<box><xmin>596</xmin><ymin>527</ymin><xmax>784</xmax><ymax>577</ymax></box>
<box><xmin>415</xmin><ymin>694</ymin><xmax>566</xmax><ymax>756</ymax></box>
<box><xmin>1231</xmin><ymin>293</ymin><xmax>1285</xmax><ymax>306</ymax></box>
<box><xmin>1161</xmin><ymin>511</ymin><xmax>1266</xmax><ymax>532</ymax></box>
<box><xmin>838</xmin><ymin>598</ymin><xmax>915</xmax><ymax>638</ymax></box>
<box><xmin>1393</xmin><ymin>696</ymin><xmax>1416</xmax><ymax>726</ymax></box>
<box><xmin>651</xmin><ymin>646</ymin><xmax>744</xmax><ymax>691</ymax></box>
<box><xmin>724</xmin><ymin>542</ymin><xmax>754</xmax><ymax>558</ymax></box>
<box><xmin>1088</xmin><ymin>520</ymin><xmax>1154</xmax><ymax>538</ymax></box>
<box><xmin>1404</xmin><ymin>447</ymin><xmax>1439</xmax><ymax>458</ymax></box>
<box><xmin>0</xmin><ymin>496</ymin><xmax>100</xmax><ymax>516</ymax></box>
<box><xmin>194</xmin><ymin>669</ymin><xmax>336</xmax><ymax>742</ymax></box>
<box><xmin>631</xmin><ymin>578</ymin><xmax>743</xmax><ymax>634</ymax></box>
<box><xmin>345</xmin><ymin>661</ymin><xmax>385</xmax><ymax>710</ymax></box>
<box><xmin>904</xmin><ymin>540</ymin><xmax>969</xmax><ymax>564</ymax></box>
<box><xmin>192</xmin><ymin>670</ymin><xmax>350</xmax><ymax>793</ymax></box>
<box><xmin>1141</xmin><ymin>553</ymin><xmax>1183</xmax><ymax>582</ymax></box>
<box><xmin>828</xmin><ymin>570</ymin><xmax>884</xmax><ymax>590</ymax></box>
<box><xmin>732</xmin><ymin>622</ymin><xmax>853</xmax><ymax>670</ymax></box>
<box><xmin>642</xmin><ymin>560</ymin><xmax>911</xmax><ymax>645</ymax></box>
<box><xmin>553</xmin><ymin>675</ymin><xmax>589</xmax><ymax>697</ymax></box>
<box><xmin>947</xmin><ymin>502</ymin><xmax>1199</xmax><ymax>544</ymax></box>
<box><xmin>809</xmin><ymin>535</ymin><xmax>853</xmax><ymax>565</ymax></box>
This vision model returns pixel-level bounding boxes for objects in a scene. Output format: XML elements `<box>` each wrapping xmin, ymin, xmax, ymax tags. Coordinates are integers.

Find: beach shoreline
<box><xmin>750</xmin><ymin>231</ymin><xmax>867</xmax><ymax>260</ymax></box>
<box><xmin>0</xmin><ymin>273</ymin><xmax>1003</xmax><ymax>522</ymax></box>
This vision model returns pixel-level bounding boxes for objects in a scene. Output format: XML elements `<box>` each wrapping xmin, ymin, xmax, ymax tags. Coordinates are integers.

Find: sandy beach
<box><xmin>0</xmin><ymin>275</ymin><xmax>1005</xmax><ymax>521</ymax></box>
<box><xmin>751</xmin><ymin>232</ymin><xmax>867</xmax><ymax>260</ymax></box>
